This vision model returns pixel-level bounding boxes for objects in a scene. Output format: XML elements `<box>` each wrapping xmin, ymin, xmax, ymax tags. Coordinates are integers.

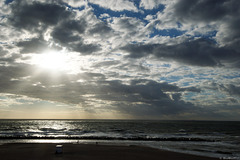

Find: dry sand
<box><xmin>0</xmin><ymin>143</ymin><xmax>219</xmax><ymax>160</ymax></box>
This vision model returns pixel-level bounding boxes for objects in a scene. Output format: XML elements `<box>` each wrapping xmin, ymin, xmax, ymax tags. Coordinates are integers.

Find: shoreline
<box><xmin>0</xmin><ymin>143</ymin><xmax>220</xmax><ymax>160</ymax></box>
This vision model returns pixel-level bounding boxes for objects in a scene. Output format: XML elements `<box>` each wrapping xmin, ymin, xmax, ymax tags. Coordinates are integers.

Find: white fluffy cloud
<box><xmin>89</xmin><ymin>0</ymin><xmax>138</xmax><ymax>12</ymax></box>
<box><xmin>140</xmin><ymin>0</ymin><xmax>174</xmax><ymax>9</ymax></box>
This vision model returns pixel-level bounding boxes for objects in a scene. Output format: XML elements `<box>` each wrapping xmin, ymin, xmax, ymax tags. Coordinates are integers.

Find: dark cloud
<box><xmin>115</xmin><ymin>100</ymin><xmax>194</xmax><ymax>118</ymax></box>
<box><xmin>8</xmin><ymin>1</ymin><xmax>72</xmax><ymax>31</ymax></box>
<box><xmin>0</xmin><ymin>46</ymin><xmax>22</xmax><ymax>65</ymax></box>
<box><xmin>222</xmin><ymin>16</ymin><xmax>240</xmax><ymax>51</ymax></box>
<box><xmin>121</xmin><ymin>39</ymin><xmax>240</xmax><ymax>67</ymax></box>
<box><xmin>0</xmin><ymin>54</ymin><xmax>21</xmax><ymax>65</ymax></box>
<box><xmin>92</xmin><ymin>60</ymin><xmax>121</xmax><ymax>68</ymax></box>
<box><xmin>174</xmin><ymin>0</ymin><xmax>228</xmax><ymax>22</ymax></box>
<box><xmin>60</xmin><ymin>19</ymin><xmax>87</xmax><ymax>33</ymax></box>
<box><xmin>51</xmin><ymin>26</ymin><xmax>83</xmax><ymax>44</ymax></box>
<box><xmin>7</xmin><ymin>0</ymin><xmax>102</xmax><ymax>55</ymax></box>
<box><xmin>49</xmin><ymin>11</ymin><xmax>101</xmax><ymax>54</ymax></box>
<box><xmin>0</xmin><ymin>64</ymin><xmax>32</xmax><ymax>93</ymax></box>
<box><xmin>17</xmin><ymin>37</ymin><xmax>49</xmax><ymax>53</ymax></box>
<box><xmin>71</xmin><ymin>42</ymin><xmax>101</xmax><ymax>55</ymax></box>
<box><xmin>51</xmin><ymin>19</ymin><xmax>87</xmax><ymax>44</ymax></box>
<box><xmin>0</xmin><ymin>46</ymin><xmax>8</xmax><ymax>56</ymax></box>
<box><xmin>89</xmin><ymin>21</ymin><xmax>112</xmax><ymax>36</ymax></box>
<box><xmin>220</xmin><ymin>84</ymin><xmax>240</xmax><ymax>97</ymax></box>
<box><xmin>174</xmin><ymin>0</ymin><xmax>240</xmax><ymax>51</ymax></box>
<box><xmin>91</xmin><ymin>79</ymin><xmax>200</xmax><ymax>116</ymax></box>
<box><xmin>52</xmin><ymin>24</ymin><xmax>101</xmax><ymax>54</ymax></box>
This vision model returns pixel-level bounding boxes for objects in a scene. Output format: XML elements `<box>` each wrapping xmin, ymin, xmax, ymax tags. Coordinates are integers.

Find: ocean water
<box><xmin>0</xmin><ymin>120</ymin><xmax>239</xmax><ymax>159</ymax></box>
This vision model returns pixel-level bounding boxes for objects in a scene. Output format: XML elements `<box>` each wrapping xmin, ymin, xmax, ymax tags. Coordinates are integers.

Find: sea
<box><xmin>0</xmin><ymin>119</ymin><xmax>239</xmax><ymax>159</ymax></box>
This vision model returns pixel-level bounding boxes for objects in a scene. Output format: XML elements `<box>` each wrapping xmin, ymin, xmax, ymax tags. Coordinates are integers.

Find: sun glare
<box><xmin>38</xmin><ymin>51</ymin><xmax>66</xmax><ymax>69</ymax></box>
<box><xmin>31</xmin><ymin>50</ymin><xmax>70</xmax><ymax>71</ymax></box>
<box><xmin>29</xmin><ymin>49</ymin><xmax>93</xmax><ymax>74</ymax></box>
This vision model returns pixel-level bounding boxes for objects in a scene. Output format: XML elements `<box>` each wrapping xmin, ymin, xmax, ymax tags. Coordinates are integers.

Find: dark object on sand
<box><xmin>55</xmin><ymin>145</ymin><xmax>63</xmax><ymax>154</ymax></box>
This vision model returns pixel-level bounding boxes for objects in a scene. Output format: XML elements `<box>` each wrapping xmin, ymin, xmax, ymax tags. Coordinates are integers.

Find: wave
<box><xmin>39</xmin><ymin>128</ymin><xmax>67</xmax><ymax>132</ymax></box>
<box><xmin>0</xmin><ymin>135</ymin><xmax>217</xmax><ymax>142</ymax></box>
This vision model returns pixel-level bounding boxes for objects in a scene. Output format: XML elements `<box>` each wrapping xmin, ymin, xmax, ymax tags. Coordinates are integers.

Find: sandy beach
<box><xmin>0</xmin><ymin>143</ymin><xmax>219</xmax><ymax>160</ymax></box>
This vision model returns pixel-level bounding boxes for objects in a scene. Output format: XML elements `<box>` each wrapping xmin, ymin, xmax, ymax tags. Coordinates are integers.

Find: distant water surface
<box><xmin>0</xmin><ymin>120</ymin><xmax>239</xmax><ymax>159</ymax></box>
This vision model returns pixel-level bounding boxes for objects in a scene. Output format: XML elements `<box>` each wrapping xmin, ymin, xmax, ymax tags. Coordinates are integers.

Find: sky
<box><xmin>0</xmin><ymin>0</ymin><xmax>240</xmax><ymax>120</ymax></box>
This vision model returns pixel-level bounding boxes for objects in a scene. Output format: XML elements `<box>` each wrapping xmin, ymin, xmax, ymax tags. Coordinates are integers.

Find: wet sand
<box><xmin>0</xmin><ymin>143</ymin><xmax>219</xmax><ymax>160</ymax></box>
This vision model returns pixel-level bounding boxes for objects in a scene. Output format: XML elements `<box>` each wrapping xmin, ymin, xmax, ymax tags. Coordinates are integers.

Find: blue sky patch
<box><xmin>149</xmin><ymin>28</ymin><xmax>186</xmax><ymax>38</ymax></box>
<box><xmin>160</xmin><ymin>75</ymin><xmax>181</xmax><ymax>83</ymax></box>
<box><xmin>223</xmin><ymin>74</ymin><xmax>240</xmax><ymax>79</ymax></box>
<box><xmin>161</xmin><ymin>63</ymin><xmax>171</xmax><ymax>68</ymax></box>
<box><xmin>4</xmin><ymin>0</ymin><xmax>14</xmax><ymax>4</ymax></box>
<box><xmin>194</xmin><ymin>30</ymin><xmax>217</xmax><ymax>39</ymax></box>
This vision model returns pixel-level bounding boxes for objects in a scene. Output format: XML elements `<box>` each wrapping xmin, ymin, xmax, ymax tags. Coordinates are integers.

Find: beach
<box><xmin>0</xmin><ymin>143</ymin><xmax>219</xmax><ymax>160</ymax></box>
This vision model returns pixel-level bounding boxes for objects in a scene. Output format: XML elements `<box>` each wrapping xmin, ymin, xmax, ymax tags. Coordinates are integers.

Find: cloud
<box><xmin>139</xmin><ymin>0</ymin><xmax>166</xmax><ymax>10</ymax></box>
<box><xmin>143</xmin><ymin>0</ymin><xmax>240</xmax><ymax>53</ymax></box>
<box><xmin>50</xmin><ymin>19</ymin><xmax>101</xmax><ymax>54</ymax></box>
<box><xmin>218</xmin><ymin>84</ymin><xmax>240</xmax><ymax>97</ymax></box>
<box><xmin>121</xmin><ymin>38</ymin><xmax>240</xmax><ymax>67</ymax></box>
<box><xmin>17</xmin><ymin>37</ymin><xmax>49</xmax><ymax>53</ymax></box>
<box><xmin>6</xmin><ymin>1</ymin><xmax>104</xmax><ymax>55</ymax></box>
<box><xmin>8</xmin><ymin>1</ymin><xmax>72</xmax><ymax>32</ymax></box>
<box><xmin>109</xmin><ymin>16</ymin><xmax>151</xmax><ymax>46</ymax></box>
<box><xmin>0</xmin><ymin>60</ymin><xmax>202</xmax><ymax>118</ymax></box>
<box><xmin>88</xmin><ymin>20</ymin><xmax>112</xmax><ymax>37</ymax></box>
<box><xmin>0</xmin><ymin>46</ymin><xmax>22</xmax><ymax>66</ymax></box>
<box><xmin>174</xmin><ymin>0</ymin><xmax>228</xmax><ymax>22</ymax></box>
<box><xmin>89</xmin><ymin>0</ymin><xmax>138</xmax><ymax>12</ymax></box>
<box><xmin>0</xmin><ymin>46</ymin><xmax>8</xmax><ymax>56</ymax></box>
<box><xmin>62</xmin><ymin>0</ymin><xmax>87</xmax><ymax>8</ymax></box>
<box><xmin>0</xmin><ymin>0</ymin><xmax>240</xmax><ymax>120</ymax></box>
<box><xmin>83</xmin><ymin>79</ymin><xmax>201</xmax><ymax>117</ymax></box>
<box><xmin>173</xmin><ymin>0</ymin><xmax>240</xmax><ymax>50</ymax></box>
<box><xmin>111</xmin><ymin>16</ymin><xmax>145</xmax><ymax>36</ymax></box>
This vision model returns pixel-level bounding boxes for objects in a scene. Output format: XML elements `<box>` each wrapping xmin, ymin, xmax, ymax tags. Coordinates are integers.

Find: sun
<box><xmin>31</xmin><ymin>50</ymin><xmax>70</xmax><ymax>71</ymax></box>
<box><xmin>29</xmin><ymin>49</ymin><xmax>92</xmax><ymax>74</ymax></box>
